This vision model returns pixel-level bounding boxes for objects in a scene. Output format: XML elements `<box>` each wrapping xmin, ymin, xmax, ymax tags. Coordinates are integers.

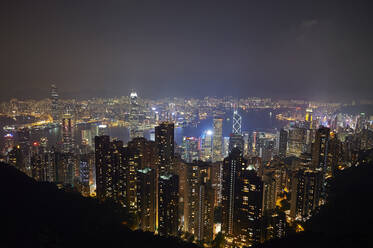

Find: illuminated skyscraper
<box><xmin>127</xmin><ymin>137</ymin><xmax>158</xmax><ymax>170</ymax></box>
<box><xmin>223</xmin><ymin>137</ymin><xmax>230</xmax><ymax>158</ymax></box>
<box><xmin>62</xmin><ymin>113</ymin><xmax>73</xmax><ymax>153</ymax></box>
<box><xmin>201</xmin><ymin>130</ymin><xmax>213</xmax><ymax>162</ymax></box>
<box><xmin>287</xmin><ymin>127</ymin><xmax>306</xmax><ymax>157</ymax></box>
<box><xmin>137</xmin><ymin>167</ymin><xmax>156</xmax><ymax>232</ymax></box>
<box><xmin>129</xmin><ymin>91</ymin><xmax>143</xmax><ymax>139</ymax></box>
<box><xmin>158</xmin><ymin>174</ymin><xmax>179</xmax><ymax>236</ymax></box>
<box><xmin>290</xmin><ymin>169</ymin><xmax>322</xmax><ymax>220</ymax></box>
<box><xmin>278</xmin><ymin>129</ymin><xmax>288</xmax><ymax>158</ymax></box>
<box><xmin>243</xmin><ymin>131</ymin><xmax>250</xmax><ymax>157</ymax></box>
<box><xmin>222</xmin><ymin>148</ymin><xmax>263</xmax><ymax>246</ymax></box>
<box><xmin>305</xmin><ymin>108</ymin><xmax>313</xmax><ymax>122</ymax></box>
<box><xmin>232</xmin><ymin>109</ymin><xmax>242</xmax><ymax>135</ymax></box>
<box><xmin>155</xmin><ymin>122</ymin><xmax>175</xmax><ymax>174</ymax></box>
<box><xmin>50</xmin><ymin>84</ymin><xmax>59</xmax><ymax>122</ymax></box>
<box><xmin>16</xmin><ymin>127</ymin><xmax>31</xmax><ymax>174</ymax></box>
<box><xmin>312</xmin><ymin>127</ymin><xmax>331</xmax><ymax>197</ymax></box>
<box><xmin>230</xmin><ymin>109</ymin><xmax>244</xmax><ymax>154</ymax></box>
<box><xmin>79</xmin><ymin>154</ymin><xmax>91</xmax><ymax>197</ymax></box>
<box><xmin>229</xmin><ymin>133</ymin><xmax>244</xmax><ymax>154</ymax></box>
<box><xmin>184</xmin><ymin>161</ymin><xmax>214</xmax><ymax>242</ymax></box>
<box><xmin>212</xmin><ymin>118</ymin><xmax>223</xmax><ymax>162</ymax></box>
<box><xmin>95</xmin><ymin>136</ymin><xmax>125</xmax><ymax>203</ymax></box>
<box><xmin>182</xmin><ymin>137</ymin><xmax>200</xmax><ymax>163</ymax></box>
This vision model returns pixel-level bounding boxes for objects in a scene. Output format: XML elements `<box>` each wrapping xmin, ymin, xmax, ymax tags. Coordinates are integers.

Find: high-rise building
<box><xmin>258</xmin><ymin>138</ymin><xmax>275</xmax><ymax>163</ymax></box>
<box><xmin>158</xmin><ymin>174</ymin><xmax>179</xmax><ymax>236</ymax></box>
<box><xmin>211</xmin><ymin>162</ymin><xmax>223</xmax><ymax>207</ymax></box>
<box><xmin>129</xmin><ymin>91</ymin><xmax>143</xmax><ymax>139</ymax></box>
<box><xmin>262</xmin><ymin>172</ymin><xmax>277</xmax><ymax>213</ymax></box>
<box><xmin>155</xmin><ymin>122</ymin><xmax>175</xmax><ymax>174</ymax></box>
<box><xmin>229</xmin><ymin>133</ymin><xmax>244</xmax><ymax>154</ymax></box>
<box><xmin>137</xmin><ymin>167</ymin><xmax>156</xmax><ymax>232</ymax></box>
<box><xmin>278</xmin><ymin>129</ymin><xmax>288</xmax><ymax>158</ymax></box>
<box><xmin>201</xmin><ymin>130</ymin><xmax>213</xmax><ymax>162</ymax></box>
<box><xmin>287</xmin><ymin>127</ymin><xmax>307</xmax><ymax>157</ymax></box>
<box><xmin>262</xmin><ymin>210</ymin><xmax>287</xmax><ymax>242</ymax></box>
<box><xmin>290</xmin><ymin>169</ymin><xmax>322</xmax><ymax>220</ymax></box>
<box><xmin>212</xmin><ymin>118</ymin><xmax>223</xmax><ymax>162</ymax></box>
<box><xmin>222</xmin><ymin>148</ymin><xmax>263</xmax><ymax>246</ymax></box>
<box><xmin>127</xmin><ymin>137</ymin><xmax>158</xmax><ymax>170</ymax></box>
<box><xmin>95</xmin><ymin>136</ymin><xmax>124</xmax><ymax>204</ymax></box>
<box><xmin>232</xmin><ymin>109</ymin><xmax>242</xmax><ymax>135</ymax></box>
<box><xmin>8</xmin><ymin>146</ymin><xmax>24</xmax><ymax>171</ymax></box>
<box><xmin>312</xmin><ymin>126</ymin><xmax>331</xmax><ymax>197</ymax></box>
<box><xmin>184</xmin><ymin>161</ymin><xmax>214</xmax><ymax>243</ymax></box>
<box><xmin>243</xmin><ymin>131</ymin><xmax>250</xmax><ymax>157</ymax></box>
<box><xmin>51</xmin><ymin>84</ymin><xmax>59</xmax><ymax>122</ymax></box>
<box><xmin>62</xmin><ymin>113</ymin><xmax>74</xmax><ymax>153</ymax></box>
<box><xmin>223</xmin><ymin>137</ymin><xmax>230</xmax><ymax>158</ymax></box>
<box><xmin>305</xmin><ymin>108</ymin><xmax>313</xmax><ymax>128</ymax></box>
<box><xmin>16</xmin><ymin>127</ymin><xmax>30</xmax><ymax>174</ymax></box>
<box><xmin>181</xmin><ymin>137</ymin><xmax>200</xmax><ymax>163</ymax></box>
<box><xmin>79</xmin><ymin>154</ymin><xmax>91</xmax><ymax>196</ymax></box>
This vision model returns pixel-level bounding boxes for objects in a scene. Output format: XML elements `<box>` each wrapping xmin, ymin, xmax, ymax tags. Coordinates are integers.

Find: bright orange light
<box><xmin>296</xmin><ymin>224</ymin><xmax>304</xmax><ymax>232</ymax></box>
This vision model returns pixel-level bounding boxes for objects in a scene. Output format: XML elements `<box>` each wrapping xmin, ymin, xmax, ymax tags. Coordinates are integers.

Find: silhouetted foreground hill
<box><xmin>0</xmin><ymin>163</ymin><xmax>198</xmax><ymax>248</ymax></box>
<box><xmin>255</xmin><ymin>162</ymin><xmax>373</xmax><ymax>248</ymax></box>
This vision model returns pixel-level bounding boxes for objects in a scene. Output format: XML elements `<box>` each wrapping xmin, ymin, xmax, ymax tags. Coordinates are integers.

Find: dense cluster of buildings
<box><xmin>1</xmin><ymin>86</ymin><xmax>373</xmax><ymax>247</ymax></box>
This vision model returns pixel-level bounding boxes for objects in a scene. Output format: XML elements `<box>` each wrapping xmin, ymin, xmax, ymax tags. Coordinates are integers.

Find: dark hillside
<box><xmin>0</xmin><ymin>163</ymin><xmax>198</xmax><ymax>248</ymax></box>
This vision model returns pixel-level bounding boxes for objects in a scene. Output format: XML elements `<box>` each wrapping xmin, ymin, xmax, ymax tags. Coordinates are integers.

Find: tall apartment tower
<box><xmin>158</xmin><ymin>174</ymin><xmax>179</xmax><ymax>236</ymax></box>
<box><xmin>184</xmin><ymin>161</ymin><xmax>214</xmax><ymax>243</ymax></box>
<box><xmin>278</xmin><ymin>129</ymin><xmax>288</xmax><ymax>158</ymax></box>
<box><xmin>95</xmin><ymin>136</ymin><xmax>125</xmax><ymax>204</ymax></box>
<box><xmin>290</xmin><ymin>169</ymin><xmax>322</xmax><ymax>220</ymax></box>
<box><xmin>155</xmin><ymin>122</ymin><xmax>175</xmax><ymax>174</ymax></box>
<box><xmin>212</xmin><ymin>118</ymin><xmax>223</xmax><ymax>162</ymax></box>
<box><xmin>312</xmin><ymin>126</ymin><xmax>331</xmax><ymax>198</ymax></box>
<box><xmin>137</xmin><ymin>168</ymin><xmax>156</xmax><ymax>232</ymax></box>
<box><xmin>222</xmin><ymin>148</ymin><xmax>263</xmax><ymax>247</ymax></box>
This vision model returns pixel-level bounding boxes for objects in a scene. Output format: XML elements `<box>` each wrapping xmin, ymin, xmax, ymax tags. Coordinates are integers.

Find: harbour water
<box><xmin>1</xmin><ymin>109</ymin><xmax>288</xmax><ymax>149</ymax></box>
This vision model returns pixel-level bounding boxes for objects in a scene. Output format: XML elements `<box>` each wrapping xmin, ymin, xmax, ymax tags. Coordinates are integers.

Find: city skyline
<box><xmin>2</xmin><ymin>1</ymin><xmax>373</xmax><ymax>247</ymax></box>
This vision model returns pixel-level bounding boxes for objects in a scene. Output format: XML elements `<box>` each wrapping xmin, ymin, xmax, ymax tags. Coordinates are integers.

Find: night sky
<box><xmin>1</xmin><ymin>0</ymin><xmax>373</xmax><ymax>101</ymax></box>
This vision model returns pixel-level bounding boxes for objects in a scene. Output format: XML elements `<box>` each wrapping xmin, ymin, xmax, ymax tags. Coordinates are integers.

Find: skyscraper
<box><xmin>312</xmin><ymin>126</ymin><xmax>331</xmax><ymax>197</ymax></box>
<box><xmin>229</xmin><ymin>133</ymin><xmax>244</xmax><ymax>154</ymax></box>
<box><xmin>287</xmin><ymin>127</ymin><xmax>307</xmax><ymax>157</ymax></box>
<box><xmin>158</xmin><ymin>174</ymin><xmax>179</xmax><ymax>236</ymax></box>
<box><xmin>222</xmin><ymin>148</ymin><xmax>263</xmax><ymax>246</ymax></box>
<box><xmin>155</xmin><ymin>122</ymin><xmax>175</xmax><ymax>174</ymax></box>
<box><xmin>230</xmin><ymin>109</ymin><xmax>244</xmax><ymax>154</ymax></box>
<box><xmin>129</xmin><ymin>91</ymin><xmax>143</xmax><ymax>139</ymax></box>
<box><xmin>305</xmin><ymin>108</ymin><xmax>313</xmax><ymax>123</ymax></box>
<box><xmin>278</xmin><ymin>129</ymin><xmax>288</xmax><ymax>158</ymax></box>
<box><xmin>16</xmin><ymin>127</ymin><xmax>30</xmax><ymax>173</ymax></box>
<box><xmin>184</xmin><ymin>161</ymin><xmax>214</xmax><ymax>242</ymax></box>
<box><xmin>212</xmin><ymin>118</ymin><xmax>223</xmax><ymax>162</ymax></box>
<box><xmin>201</xmin><ymin>130</ymin><xmax>213</xmax><ymax>162</ymax></box>
<box><xmin>127</xmin><ymin>137</ymin><xmax>158</xmax><ymax>170</ymax></box>
<box><xmin>137</xmin><ymin>167</ymin><xmax>156</xmax><ymax>232</ymax></box>
<box><xmin>95</xmin><ymin>136</ymin><xmax>124</xmax><ymax>203</ymax></box>
<box><xmin>290</xmin><ymin>169</ymin><xmax>322</xmax><ymax>220</ymax></box>
<box><xmin>62</xmin><ymin>113</ymin><xmax>73</xmax><ymax>153</ymax></box>
<box><xmin>232</xmin><ymin>109</ymin><xmax>242</xmax><ymax>135</ymax></box>
<box><xmin>50</xmin><ymin>84</ymin><xmax>59</xmax><ymax>122</ymax></box>
<box><xmin>182</xmin><ymin>137</ymin><xmax>200</xmax><ymax>163</ymax></box>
